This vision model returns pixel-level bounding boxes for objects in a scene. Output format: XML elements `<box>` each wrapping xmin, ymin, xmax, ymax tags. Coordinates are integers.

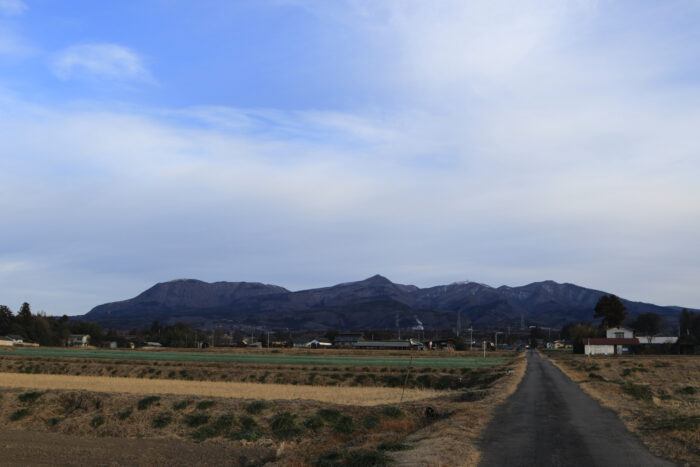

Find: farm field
<box><xmin>0</xmin><ymin>349</ymin><xmax>524</xmax><ymax>465</ymax></box>
<box><xmin>546</xmin><ymin>352</ymin><xmax>700</xmax><ymax>466</ymax></box>
<box><xmin>1</xmin><ymin>347</ymin><xmax>507</xmax><ymax>368</ymax></box>
<box><xmin>0</xmin><ymin>373</ymin><xmax>438</xmax><ymax>405</ymax></box>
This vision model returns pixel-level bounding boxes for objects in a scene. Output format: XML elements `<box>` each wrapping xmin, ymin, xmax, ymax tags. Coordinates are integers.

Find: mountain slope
<box><xmin>81</xmin><ymin>276</ymin><xmax>684</xmax><ymax>330</ymax></box>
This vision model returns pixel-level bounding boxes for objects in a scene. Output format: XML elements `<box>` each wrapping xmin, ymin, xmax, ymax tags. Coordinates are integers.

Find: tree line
<box><xmin>560</xmin><ymin>294</ymin><xmax>700</xmax><ymax>353</ymax></box>
<box><xmin>0</xmin><ymin>303</ymin><xmax>105</xmax><ymax>346</ymax></box>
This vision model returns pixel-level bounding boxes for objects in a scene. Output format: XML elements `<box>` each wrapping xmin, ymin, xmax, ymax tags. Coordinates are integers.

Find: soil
<box><xmin>0</xmin><ymin>428</ymin><xmax>275</xmax><ymax>466</ymax></box>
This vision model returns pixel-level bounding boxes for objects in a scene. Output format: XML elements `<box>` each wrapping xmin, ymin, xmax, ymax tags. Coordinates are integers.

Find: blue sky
<box><xmin>1</xmin><ymin>0</ymin><xmax>700</xmax><ymax>316</ymax></box>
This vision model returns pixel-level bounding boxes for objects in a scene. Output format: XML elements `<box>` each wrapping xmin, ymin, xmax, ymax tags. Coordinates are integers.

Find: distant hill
<box><xmin>81</xmin><ymin>275</ymin><xmax>684</xmax><ymax>331</ymax></box>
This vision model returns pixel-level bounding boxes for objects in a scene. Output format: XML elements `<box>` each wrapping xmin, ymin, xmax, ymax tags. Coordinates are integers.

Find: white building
<box><xmin>584</xmin><ymin>337</ymin><xmax>639</xmax><ymax>355</ymax></box>
<box><xmin>606</xmin><ymin>327</ymin><xmax>634</xmax><ymax>339</ymax></box>
<box><xmin>68</xmin><ymin>334</ymin><xmax>90</xmax><ymax>347</ymax></box>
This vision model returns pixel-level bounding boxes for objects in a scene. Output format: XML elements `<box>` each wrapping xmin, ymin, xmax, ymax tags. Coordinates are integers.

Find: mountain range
<box><xmin>80</xmin><ymin>275</ymin><xmax>686</xmax><ymax>331</ymax></box>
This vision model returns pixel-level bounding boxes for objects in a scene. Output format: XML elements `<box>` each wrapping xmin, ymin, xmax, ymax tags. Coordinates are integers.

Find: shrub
<box><xmin>648</xmin><ymin>415</ymin><xmax>700</xmax><ymax>432</ymax></box>
<box><xmin>380</xmin><ymin>407</ymin><xmax>403</xmax><ymax>419</ymax></box>
<box><xmin>90</xmin><ymin>415</ymin><xmax>106</xmax><ymax>428</ymax></box>
<box><xmin>9</xmin><ymin>408</ymin><xmax>30</xmax><ymax>421</ymax></box>
<box><xmin>137</xmin><ymin>396</ymin><xmax>161</xmax><ymax>410</ymax></box>
<box><xmin>152</xmin><ymin>413</ymin><xmax>172</xmax><ymax>428</ymax></box>
<box><xmin>377</xmin><ymin>441</ymin><xmax>412</xmax><ymax>451</ymax></box>
<box><xmin>415</xmin><ymin>375</ymin><xmax>432</xmax><ymax>388</ymax></box>
<box><xmin>184</xmin><ymin>413</ymin><xmax>210</xmax><ymax>427</ymax></box>
<box><xmin>333</xmin><ymin>415</ymin><xmax>354</xmax><ymax>434</ymax></box>
<box><xmin>315</xmin><ymin>450</ymin><xmax>344</xmax><ymax>467</ymax></box>
<box><xmin>317</xmin><ymin>408</ymin><xmax>342</xmax><ymax>422</ymax></box>
<box><xmin>621</xmin><ymin>383</ymin><xmax>653</xmax><ymax>402</ymax></box>
<box><xmin>196</xmin><ymin>400</ymin><xmax>215</xmax><ymax>410</ymax></box>
<box><xmin>345</xmin><ymin>449</ymin><xmax>392</xmax><ymax>466</ymax></box>
<box><xmin>270</xmin><ymin>411</ymin><xmax>301</xmax><ymax>439</ymax></box>
<box><xmin>118</xmin><ymin>408</ymin><xmax>133</xmax><ymax>420</ymax></box>
<box><xmin>46</xmin><ymin>417</ymin><xmax>61</xmax><ymax>427</ymax></box>
<box><xmin>18</xmin><ymin>391</ymin><xmax>43</xmax><ymax>404</ymax></box>
<box><xmin>245</xmin><ymin>400</ymin><xmax>268</xmax><ymax>414</ymax></box>
<box><xmin>677</xmin><ymin>386</ymin><xmax>697</xmax><ymax>395</ymax></box>
<box><xmin>230</xmin><ymin>416</ymin><xmax>264</xmax><ymax>441</ymax></box>
<box><xmin>212</xmin><ymin>413</ymin><xmax>235</xmax><ymax>431</ymax></box>
<box><xmin>191</xmin><ymin>425</ymin><xmax>219</xmax><ymax>441</ymax></box>
<box><xmin>304</xmin><ymin>415</ymin><xmax>324</xmax><ymax>432</ymax></box>
<box><xmin>172</xmin><ymin>399</ymin><xmax>192</xmax><ymax>411</ymax></box>
<box><xmin>361</xmin><ymin>414</ymin><xmax>381</xmax><ymax>429</ymax></box>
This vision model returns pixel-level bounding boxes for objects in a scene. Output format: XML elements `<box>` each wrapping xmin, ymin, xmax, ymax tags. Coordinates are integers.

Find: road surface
<box><xmin>479</xmin><ymin>351</ymin><xmax>673</xmax><ymax>467</ymax></box>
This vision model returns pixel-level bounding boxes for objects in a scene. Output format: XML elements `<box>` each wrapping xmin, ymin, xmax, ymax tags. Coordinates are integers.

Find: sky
<box><xmin>1</xmin><ymin>0</ymin><xmax>699</xmax><ymax>316</ymax></box>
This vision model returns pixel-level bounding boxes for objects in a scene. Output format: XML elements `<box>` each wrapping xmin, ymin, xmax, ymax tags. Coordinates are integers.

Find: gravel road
<box><xmin>479</xmin><ymin>350</ymin><xmax>673</xmax><ymax>467</ymax></box>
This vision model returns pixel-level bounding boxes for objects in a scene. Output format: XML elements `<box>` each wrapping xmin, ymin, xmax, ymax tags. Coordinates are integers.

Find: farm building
<box><xmin>67</xmin><ymin>334</ymin><xmax>90</xmax><ymax>347</ymax></box>
<box><xmin>333</xmin><ymin>333</ymin><xmax>364</xmax><ymax>348</ymax></box>
<box><xmin>606</xmin><ymin>327</ymin><xmax>634</xmax><ymax>339</ymax></box>
<box><xmin>295</xmin><ymin>338</ymin><xmax>333</xmax><ymax>349</ymax></box>
<box><xmin>585</xmin><ymin>337</ymin><xmax>639</xmax><ymax>355</ymax></box>
<box><xmin>635</xmin><ymin>335</ymin><xmax>678</xmax><ymax>344</ymax></box>
<box><xmin>4</xmin><ymin>334</ymin><xmax>24</xmax><ymax>345</ymax></box>
<box><xmin>0</xmin><ymin>336</ymin><xmax>15</xmax><ymax>346</ymax></box>
<box><xmin>353</xmin><ymin>339</ymin><xmax>424</xmax><ymax>351</ymax></box>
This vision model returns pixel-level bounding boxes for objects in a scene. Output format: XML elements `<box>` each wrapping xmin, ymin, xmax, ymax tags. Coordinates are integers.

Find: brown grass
<box><xmin>546</xmin><ymin>352</ymin><xmax>700</xmax><ymax>466</ymax></box>
<box><xmin>391</xmin><ymin>352</ymin><xmax>527</xmax><ymax>466</ymax></box>
<box><xmin>0</xmin><ymin>372</ymin><xmax>440</xmax><ymax>406</ymax></box>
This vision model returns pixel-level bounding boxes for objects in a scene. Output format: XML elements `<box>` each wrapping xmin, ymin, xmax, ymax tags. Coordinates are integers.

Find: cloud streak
<box><xmin>50</xmin><ymin>43</ymin><xmax>155</xmax><ymax>83</ymax></box>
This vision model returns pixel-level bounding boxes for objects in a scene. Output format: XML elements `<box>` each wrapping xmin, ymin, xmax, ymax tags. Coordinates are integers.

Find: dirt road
<box><xmin>479</xmin><ymin>351</ymin><xmax>673</xmax><ymax>467</ymax></box>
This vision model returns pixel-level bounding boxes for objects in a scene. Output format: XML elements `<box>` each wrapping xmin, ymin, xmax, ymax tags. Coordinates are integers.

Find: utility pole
<box><xmin>457</xmin><ymin>311</ymin><xmax>461</xmax><ymax>336</ymax></box>
<box><xmin>396</xmin><ymin>310</ymin><xmax>400</xmax><ymax>340</ymax></box>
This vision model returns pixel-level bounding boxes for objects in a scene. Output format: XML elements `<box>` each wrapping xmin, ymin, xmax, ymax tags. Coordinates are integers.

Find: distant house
<box><xmin>5</xmin><ymin>335</ymin><xmax>23</xmax><ymax>345</ymax></box>
<box><xmin>333</xmin><ymin>333</ymin><xmax>364</xmax><ymax>348</ymax></box>
<box><xmin>295</xmin><ymin>338</ymin><xmax>332</xmax><ymax>349</ymax></box>
<box><xmin>68</xmin><ymin>334</ymin><xmax>90</xmax><ymax>347</ymax></box>
<box><xmin>0</xmin><ymin>336</ymin><xmax>15</xmax><ymax>346</ymax></box>
<box><xmin>606</xmin><ymin>327</ymin><xmax>634</xmax><ymax>339</ymax></box>
<box><xmin>585</xmin><ymin>337</ymin><xmax>638</xmax><ymax>355</ymax></box>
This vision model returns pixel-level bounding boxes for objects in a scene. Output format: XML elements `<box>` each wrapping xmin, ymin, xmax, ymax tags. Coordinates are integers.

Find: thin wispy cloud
<box><xmin>50</xmin><ymin>43</ymin><xmax>155</xmax><ymax>83</ymax></box>
<box><xmin>0</xmin><ymin>0</ymin><xmax>26</xmax><ymax>16</ymax></box>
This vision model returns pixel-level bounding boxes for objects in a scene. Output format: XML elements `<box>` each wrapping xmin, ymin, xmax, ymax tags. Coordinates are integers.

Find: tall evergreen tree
<box><xmin>594</xmin><ymin>295</ymin><xmax>627</xmax><ymax>329</ymax></box>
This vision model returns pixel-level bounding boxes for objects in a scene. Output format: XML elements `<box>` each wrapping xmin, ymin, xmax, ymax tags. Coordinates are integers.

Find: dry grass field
<box><xmin>0</xmin><ymin>349</ymin><xmax>523</xmax><ymax>465</ymax></box>
<box><xmin>546</xmin><ymin>352</ymin><xmax>700</xmax><ymax>467</ymax></box>
<box><xmin>0</xmin><ymin>373</ymin><xmax>439</xmax><ymax>405</ymax></box>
